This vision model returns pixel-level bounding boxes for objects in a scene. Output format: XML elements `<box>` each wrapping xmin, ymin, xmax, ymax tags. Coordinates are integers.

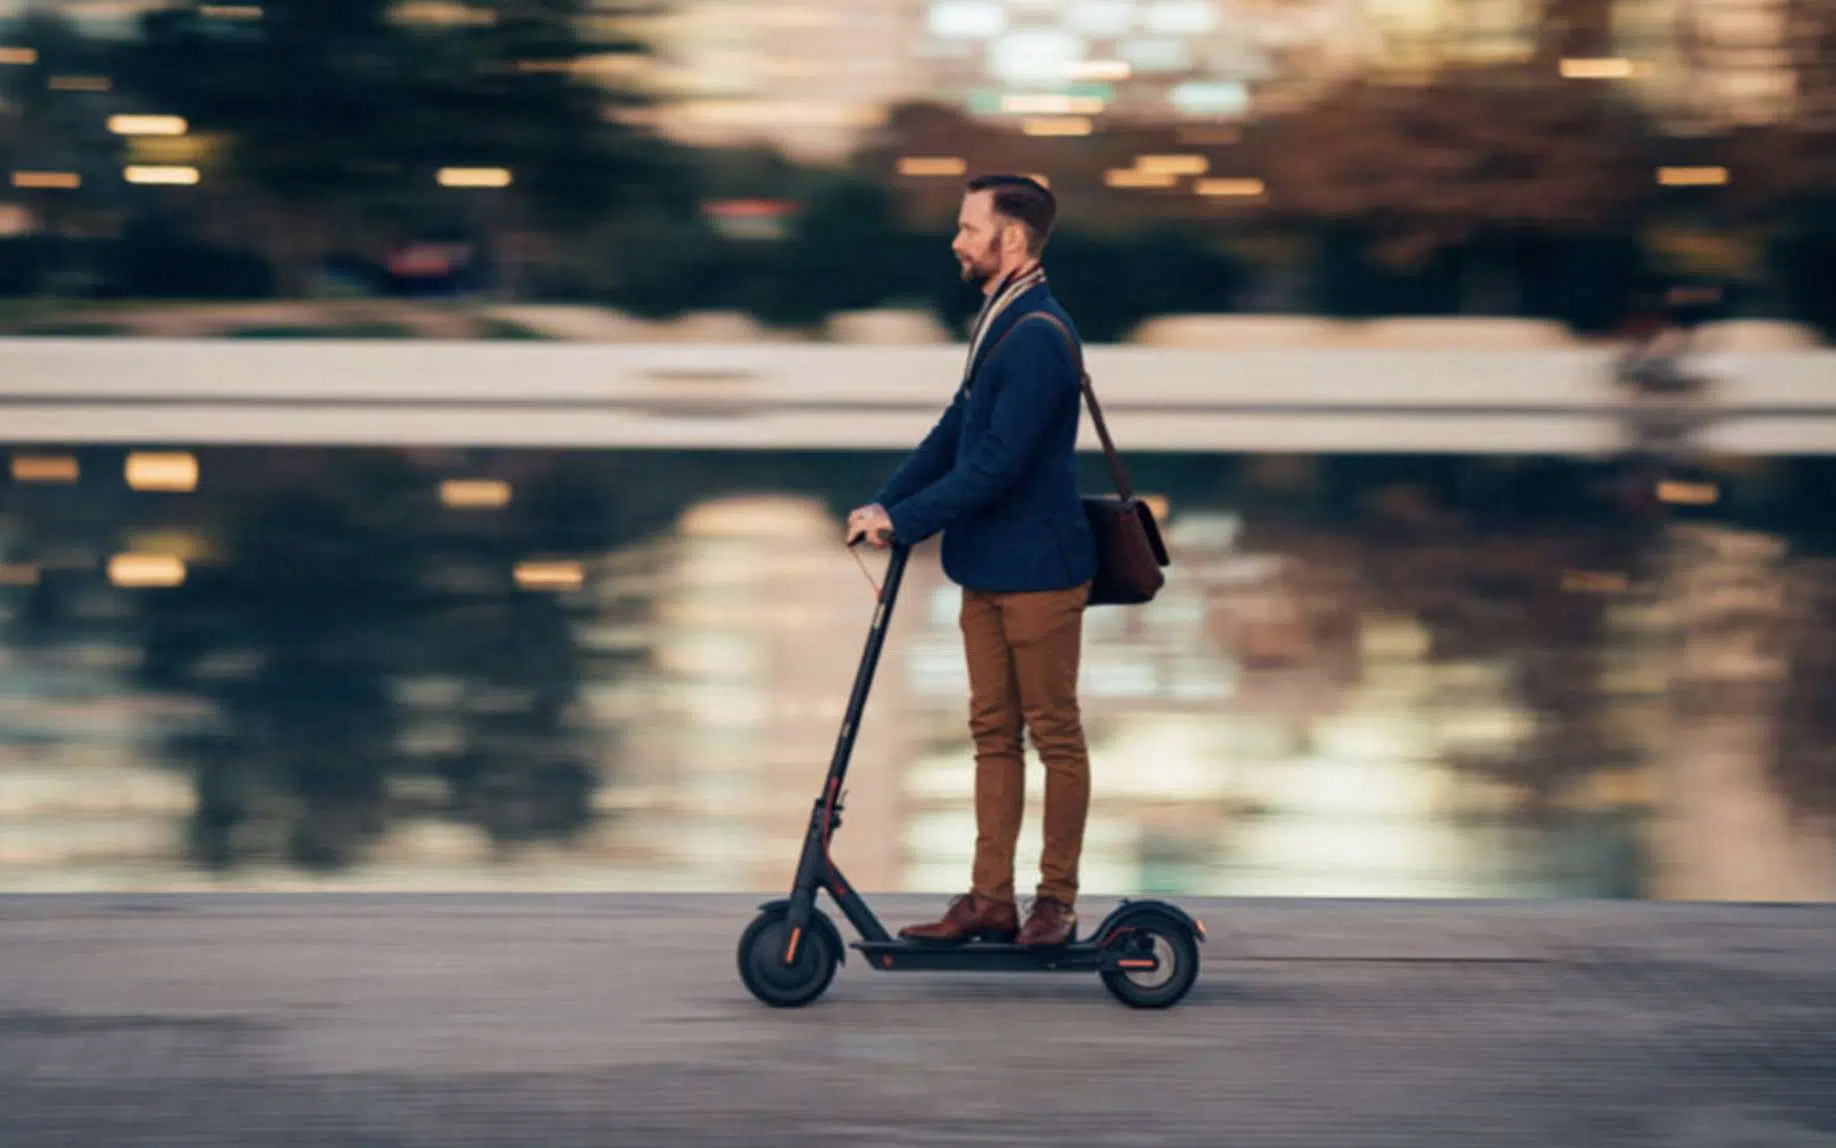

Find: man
<box><xmin>846</xmin><ymin>173</ymin><xmax>1096</xmax><ymax>949</ymax></box>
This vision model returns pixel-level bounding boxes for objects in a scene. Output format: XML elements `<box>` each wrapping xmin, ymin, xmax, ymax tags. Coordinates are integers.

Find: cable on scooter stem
<box><xmin>847</xmin><ymin>530</ymin><xmax>891</xmax><ymax>599</ymax></box>
<box><xmin>827</xmin><ymin>529</ymin><xmax>891</xmax><ymax>883</ymax></box>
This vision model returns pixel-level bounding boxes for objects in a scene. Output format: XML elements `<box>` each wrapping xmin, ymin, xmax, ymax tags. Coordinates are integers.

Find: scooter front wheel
<box><xmin>738</xmin><ymin>906</ymin><xmax>838</xmax><ymax>1008</ymax></box>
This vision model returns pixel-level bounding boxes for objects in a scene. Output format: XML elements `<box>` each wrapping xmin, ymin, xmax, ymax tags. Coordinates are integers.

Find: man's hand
<box><xmin>846</xmin><ymin>503</ymin><xmax>893</xmax><ymax>548</ymax></box>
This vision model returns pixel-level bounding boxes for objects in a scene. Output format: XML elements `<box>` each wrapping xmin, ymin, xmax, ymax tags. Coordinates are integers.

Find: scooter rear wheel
<box><xmin>738</xmin><ymin>906</ymin><xmax>837</xmax><ymax>1008</ymax></box>
<box><xmin>1100</xmin><ymin>918</ymin><xmax>1200</xmax><ymax>1009</ymax></box>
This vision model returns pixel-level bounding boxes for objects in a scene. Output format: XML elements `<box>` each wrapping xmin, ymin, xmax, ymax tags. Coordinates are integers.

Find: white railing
<box><xmin>2</xmin><ymin>337</ymin><xmax>1834</xmax><ymax>453</ymax></box>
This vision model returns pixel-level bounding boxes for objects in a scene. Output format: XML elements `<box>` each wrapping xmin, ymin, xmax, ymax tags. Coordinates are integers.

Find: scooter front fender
<box><xmin>755</xmin><ymin>897</ymin><xmax>847</xmax><ymax>965</ymax></box>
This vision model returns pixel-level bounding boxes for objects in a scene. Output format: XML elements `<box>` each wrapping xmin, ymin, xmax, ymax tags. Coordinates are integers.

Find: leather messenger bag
<box><xmin>1002</xmin><ymin>312</ymin><xmax>1170</xmax><ymax>606</ymax></box>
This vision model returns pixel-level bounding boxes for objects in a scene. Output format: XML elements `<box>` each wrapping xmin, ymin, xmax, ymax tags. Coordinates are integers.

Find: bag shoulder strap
<box><xmin>1015</xmin><ymin>311</ymin><xmax>1136</xmax><ymax>502</ymax></box>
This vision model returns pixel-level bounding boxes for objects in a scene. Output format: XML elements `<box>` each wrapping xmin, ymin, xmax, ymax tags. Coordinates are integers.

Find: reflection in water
<box><xmin>0</xmin><ymin>446</ymin><xmax>1830</xmax><ymax>899</ymax></box>
<box><xmin>1649</xmin><ymin>526</ymin><xmax>1836</xmax><ymax>900</ymax></box>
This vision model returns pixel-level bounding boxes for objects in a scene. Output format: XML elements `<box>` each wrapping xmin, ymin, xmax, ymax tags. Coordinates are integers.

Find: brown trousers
<box><xmin>959</xmin><ymin>581</ymin><xmax>1092</xmax><ymax>908</ymax></box>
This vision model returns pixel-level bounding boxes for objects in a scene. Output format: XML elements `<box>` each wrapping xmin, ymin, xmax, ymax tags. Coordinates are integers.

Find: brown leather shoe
<box><xmin>897</xmin><ymin>893</ymin><xmax>1019</xmax><ymax>944</ymax></box>
<box><xmin>1016</xmin><ymin>897</ymin><xmax>1076</xmax><ymax>947</ymax></box>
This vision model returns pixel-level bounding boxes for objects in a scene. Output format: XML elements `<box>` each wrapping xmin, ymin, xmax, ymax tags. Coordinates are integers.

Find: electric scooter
<box><xmin>737</xmin><ymin>535</ymin><xmax>1206</xmax><ymax>1009</ymax></box>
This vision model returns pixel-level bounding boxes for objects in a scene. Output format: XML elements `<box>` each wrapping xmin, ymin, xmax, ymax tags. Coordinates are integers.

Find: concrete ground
<box><xmin>2</xmin><ymin>893</ymin><xmax>1834</xmax><ymax>1147</ymax></box>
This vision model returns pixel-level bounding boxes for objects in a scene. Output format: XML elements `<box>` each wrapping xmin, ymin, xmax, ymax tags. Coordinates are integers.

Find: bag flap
<box><xmin>1083</xmin><ymin>494</ymin><xmax>1172</xmax><ymax>568</ymax></box>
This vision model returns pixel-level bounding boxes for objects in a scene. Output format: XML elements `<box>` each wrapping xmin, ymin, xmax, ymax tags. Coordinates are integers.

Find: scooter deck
<box><xmin>850</xmin><ymin>938</ymin><xmax>1156</xmax><ymax>975</ymax></box>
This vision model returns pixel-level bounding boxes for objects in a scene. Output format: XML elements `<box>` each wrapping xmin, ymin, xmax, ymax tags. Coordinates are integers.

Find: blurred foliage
<box><xmin>0</xmin><ymin>8</ymin><xmax>1834</xmax><ymax>337</ymax></box>
<box><xmin>132</xmin><ymin>465</ymin><xmax>422</xmax><ymax>869</ymax></box>
<box><xmin>5</xmin><ymin>441</ymin><xmax>1836</xmax><ymax>878</ymax></box>
<box><xmin>1311</xmin><ymin>226</ymin><xmax>1648</xmax><ymax>333</ymax></box>
<box><xmin>81</xmin><ymin>445</ymin><xmax>898</xmax><ymax>872</ymax></box>
<box><xmin>1766</xmin><ymin>192</ymin><xmax>1836</xmax><ymax>340</ymax></box>
<box><xmin>113</xmin><ymin>217</ymin><xmax>279</xmax><ymax>298</ymax></box>
<box><xmin>1260</xmin><ymin>68</ymin><xmax>1657</xmax><ymax>257</ymax></box>
<box><xmin>117</xmin><ymin>451</ymin><xmax>627</xmax><ymax>870</ymax></box>
<box><xmin>118</xmin><ymin>1</ymin><xmax>674</xmax><ymax>225</ymax></box>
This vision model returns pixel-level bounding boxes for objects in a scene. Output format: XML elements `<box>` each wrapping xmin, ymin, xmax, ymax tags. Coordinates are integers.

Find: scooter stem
<box><xmin>824</xmin><ymin>540</ymin><xmax>910</xmax><ymax>793</ymax></box>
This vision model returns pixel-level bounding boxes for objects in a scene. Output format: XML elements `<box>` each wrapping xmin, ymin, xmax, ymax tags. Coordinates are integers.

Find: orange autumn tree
<box><xmin>1255</xmin><ymin>64</ymin><xmax>1660</xmax><ymax>314</ymax></box>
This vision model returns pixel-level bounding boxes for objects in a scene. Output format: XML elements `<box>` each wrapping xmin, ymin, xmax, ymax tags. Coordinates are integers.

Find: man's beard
<box><xmin>959</xmin><ymin>242</ymin><xmax>1000</xmax><ymax>286</ymax></box>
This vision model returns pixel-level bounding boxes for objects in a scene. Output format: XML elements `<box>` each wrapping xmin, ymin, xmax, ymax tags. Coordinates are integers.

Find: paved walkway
<box><xmin>2</xmin><ymin>894</ymin><xmax>1834</xmax><ymax>1146</ymax></box>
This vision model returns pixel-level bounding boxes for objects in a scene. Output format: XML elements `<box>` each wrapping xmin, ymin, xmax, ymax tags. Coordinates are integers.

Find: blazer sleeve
<box><xmin>885</xmin><ymin>320</ymin><xmax>1076</xmax><ymax>544</ymax></box>
<box><xmin>872</xmin><ymin>390</ymin><xmax>965</xmax><ymax>508</ymax></box>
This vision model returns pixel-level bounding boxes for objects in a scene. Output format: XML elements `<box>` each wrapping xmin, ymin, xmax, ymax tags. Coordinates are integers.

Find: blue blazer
<box><xmin>877</xmin><ymin>282</ymin><xmax>1098</xmax><ymax>594</ymax></box>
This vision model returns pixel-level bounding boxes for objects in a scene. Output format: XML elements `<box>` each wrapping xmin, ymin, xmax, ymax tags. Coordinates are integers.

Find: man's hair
<box><xmin>965</xmin><ymin>173</ymin><xmax>1057</xmax><ymax>255</ymax></box>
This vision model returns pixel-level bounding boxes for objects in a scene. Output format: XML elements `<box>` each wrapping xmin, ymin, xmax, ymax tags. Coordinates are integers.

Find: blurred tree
<box><xmin>693</xmin><ymin>143</ymin><xmax>830</xmax><ymax>203</ymax></box>
<box><xmin>1360</xmin><ymin>516</ymin><xmax>1638</xmax><ymax>818</ymax></box>
<box><xmin>1035</xmin><ymin>226</ymin><xmax>1250</xmax><ymax>342</ymax></box>
<box><xmin>1790</xmin><ymin>0</ymin><xmax>1836</xmax><ymax>133</ymax></box>
<box><xmin>109</xmin><ymin>211</ymin><xmax>278</xmax><ymax>298</ymax></box>
<box><xmin>1769</xmin><ymin>558</ymin><xmax>1836</xmax><ymax>821</ymax></box>
<box><xmin>131</xmin><ymin>449</ymin><xmax>625</xmax><ymax>872</ymax></box>
<box><xmin>845</xmin><ymin>102</ymin><xmax>1257</xmax><ymax>337</ymax></box>
<box><xmin>406</xmin><ymin>457</ymin><xmax>619</xmax><ymax>850</ymax></box>
<box><xmin>113</xmin><ymin>0</ymin><xmax>682</xmax><ymax>292</ymax></box>
<box><xmin>856</xmin><ymin>100</ymin><xmax>1247</xmax><ymax>239</ymax></box>
<box><xmin>1765</xmin><ymin>191</ymin><xmax>1836</xmax><ymax>339</ymax></box>
<box><xmin>1259</xmin><ymin>65</ymin><xmax>1658</xmax><ymax>323</ymax></box>
<box><xmin>745</xmin><ymin>174</ymin><xmax>941</xmax><ymax>329</ymax></box>
<box><xmin>134</xmin><ymin>466</ymin><xmax>423</xmax><ymax>870</ymax></box>
<box><xmin>1533</xmin><ymin>0</ymin><xmax>1612</xmax><ymax>64</ymax></box>
<box><xmin>0</xmin><ymin>7</ymin><xmax>131</xmax><ymax>294</ymax></box>
<box><xmin>1231</xmin><ymin>458</ymin><xmax>1646</xmax><ymax>825</ymax></box>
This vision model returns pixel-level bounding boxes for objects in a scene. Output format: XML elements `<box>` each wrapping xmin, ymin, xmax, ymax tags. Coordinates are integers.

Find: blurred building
<box><xmin>603</xmin><ymin>0</ymin><xmax>1385</xmax><ymax>160</ymax></box>
<box><xmin>11</xmin><ymin>0</ymin><xmax>1828</xmax><ymax>174</ymax></box>
<box><xmin>914</xmin><ymin>0</ymin><xmax>1379</xmax><ymax>125</ymax></box>
<box><xmin>616</xmin><ymin>0</ymin><xmax>932</xmax><ymax>163</ymax></box>
<box><xmin>0</xmin><ymin>0</ymin><xmax>164</xmax><ymax>38</ymax></box>
<box><xmin>596</xmin><ymin>494</ymin><xmax>921</xmax><ymax>892</ymax></box>
<box><xmin>1361</xmin><ymin>0</ymin><xmax>1536</xmax><ymax>71</ymax></box>
<box><xmin>1615</xmin><ymin>0</ymin><xmax>1802</xmax><ymax>129</ymax></box>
